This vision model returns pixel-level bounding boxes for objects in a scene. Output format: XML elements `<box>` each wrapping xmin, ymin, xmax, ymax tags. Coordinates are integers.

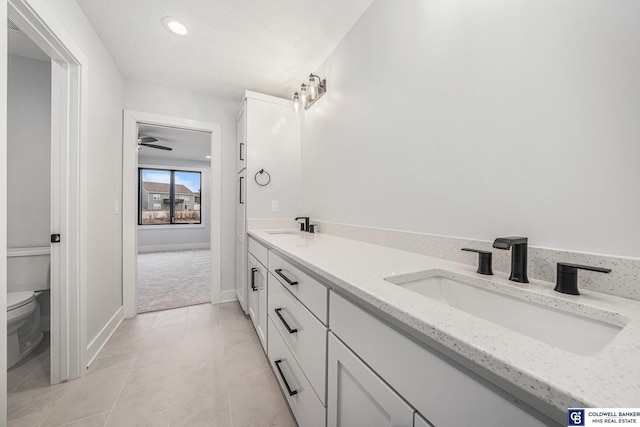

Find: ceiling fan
<box><xmin>137</xmin><ymin>136</ymin><xmax>172</xmax><ymax>151</ymax></box>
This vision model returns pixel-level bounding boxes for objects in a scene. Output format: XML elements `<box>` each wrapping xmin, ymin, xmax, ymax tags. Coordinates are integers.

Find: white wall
<box><xmin>0</xmin><ymin>0</ymin><xmax>8</xmax><ymax>418</ymax></box>
<box><xmin>124</xmin><ymin>79</ymin><xmax>239</xmax><ymax>293</ymax></box>
<box><xmin>137</xmin><ymin>156</ymin><xmax>211</xmax><ymax>250</ymax></box>
<box><xmin>301</xmin><ymin>0</ymin><xmax>640</xmax><ymax>257</ymax></box>
<box><xmin>32</xmin><ymin>0</ymin><xmax>125</xmax><ymax>352</ymax></box>
<box><xmin>7</xmin><ymin>54</ymin><xmax>51</xmax><ymax>248</ymax></box>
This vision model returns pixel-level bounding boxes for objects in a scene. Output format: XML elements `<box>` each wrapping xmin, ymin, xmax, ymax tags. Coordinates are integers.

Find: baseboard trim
<box><xmin>85</xmin><ymin>306</ymin><xmax>124</xmax><ymax>369</ymax></box>
<box><xmin>137</xmin><ymin>242</ymin><xmax>210</xmax><ymax>253</ymax></box>
<box><xmin>220</xmin><ymin>289</ymin><xmax>237</xmax><ymax>303</ymax></box>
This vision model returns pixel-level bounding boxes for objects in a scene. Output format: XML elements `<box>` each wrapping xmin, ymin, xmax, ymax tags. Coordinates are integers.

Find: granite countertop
<box><xmin>248</xmin><ymin>229</ymin><xmax>640</xmax><ymax>415</ymax></box>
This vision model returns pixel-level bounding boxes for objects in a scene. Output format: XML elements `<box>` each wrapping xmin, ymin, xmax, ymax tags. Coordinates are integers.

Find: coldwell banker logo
<box><xmin>568</xmin><ymin>409</ymin><xmax>585</xmax><ymax>426</ymax></box>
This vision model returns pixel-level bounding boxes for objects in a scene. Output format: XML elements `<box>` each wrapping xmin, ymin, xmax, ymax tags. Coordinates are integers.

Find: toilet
<box><xmin>7</xmin><ymin>250</ymin><xmax>50</xmax><ymax>369</ymax></box>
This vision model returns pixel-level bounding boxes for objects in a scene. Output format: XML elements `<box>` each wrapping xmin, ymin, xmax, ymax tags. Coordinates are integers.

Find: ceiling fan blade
<box><xmin>138</xmin><ymin>136</ymin><xmax>158</xmax><ymax>143</ymax></box>
<box><xmin>139</xmin><ymin>142</ymin><xmax>173</xmax><ymax>151</ymax></box>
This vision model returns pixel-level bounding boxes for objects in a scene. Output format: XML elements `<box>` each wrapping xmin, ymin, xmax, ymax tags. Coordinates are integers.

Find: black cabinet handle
<box><xmin>274</xmin><ymin>308</ymin><xmax>298</xmax><ymax>334</ymax></box>
<box><xmin>251</xmin><ymin>267</ymin><xmax>258</xmax><ymax>291</ymax></box>
<box><xmin>239</xmin><ymin>176</ymin><xmax>244</xmax><ymax>204</ymax></box>
<box><xmin>239</xmin><ymin>142</ymin><xmax>245</xmax><ymax>161</ymax></box>
<box><xmin>274</xmin><ymin>359</ymin><xmax>298</xmax><ymax>396</ymax></box>
<box><xmin>275</xmin><ymin>269</ymin><xmax>298</xmax><ymax>286</ymax></box>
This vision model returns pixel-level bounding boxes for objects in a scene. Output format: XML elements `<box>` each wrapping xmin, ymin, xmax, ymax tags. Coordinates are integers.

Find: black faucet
<box><xmin>295</xmin><ymin>217</ymin><xmax>310</xmax><ymax>232</ymax></box>
<box><xmin>492</xmin><ymin>237</ymin><xmax>529</xmax><ymax>283</ymax></box>
<box><xmin>554</xmin><ymin>262</ymin><xmax>611</xmax><ymax>295</ymax></box>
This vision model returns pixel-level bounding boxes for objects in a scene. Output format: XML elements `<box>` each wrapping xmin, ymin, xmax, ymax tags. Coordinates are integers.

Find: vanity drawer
<box><xmin>268</xmin><ymin>318</ymin><xmax>326</xmax><ymax>427</ymax></box>
<box><xmin>248</xmin><ymin>237</ymin><xmax>268</xmax><ymax>267</ymax></box>
<box><xmin>268</xmin><ymin>273</ymin><xmax>327</xmax><ymax>404</ymax></box>
<box><xmin>269</xmin><ymin>251</ymin><xmax>328</xmax><ymax>324</ymax></box>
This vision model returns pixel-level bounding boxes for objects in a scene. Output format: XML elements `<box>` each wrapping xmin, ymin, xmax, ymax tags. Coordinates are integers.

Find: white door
<box><xmin>327</xmin><ymin>333</ymin><xmax>414</xmax><ymax>427</ymax></box>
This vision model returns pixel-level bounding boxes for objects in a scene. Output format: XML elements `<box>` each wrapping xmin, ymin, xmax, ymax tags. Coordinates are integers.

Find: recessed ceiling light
<box><xmin>205</xmin><ymin>155</ymin><xmax>211</xmax><ymax>159</ymax></box>
<box><xmin>162</xmin><ymin>16</ymin><xmax>188</xmax><ymax>36</ymax></box>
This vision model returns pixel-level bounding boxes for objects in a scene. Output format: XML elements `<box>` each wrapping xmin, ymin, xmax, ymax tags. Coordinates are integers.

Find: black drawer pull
<box><xmin>251</xmin><ymin>267</ymin><xmax>258</xmax><ymax>291</ymax></box>
<box><xmin>274</xmin><ymin>359</ymin><xmax>298</xmax><ymax>396</ymax></box>
<box><xmin>275</xmin><ymin>269</ymin><xmax>298</xmax><ymax>286</ymax></box>
<box><xmin>274</xmin><ymin>308</ymin><xmax>298</xmax><ymax>334</ymax></box>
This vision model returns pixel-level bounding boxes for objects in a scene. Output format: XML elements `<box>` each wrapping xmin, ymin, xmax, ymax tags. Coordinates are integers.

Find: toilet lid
<box><xmin>7</xmin><ymin>291</ymin><xmax>35</xmax><ymax>311</ymax></box>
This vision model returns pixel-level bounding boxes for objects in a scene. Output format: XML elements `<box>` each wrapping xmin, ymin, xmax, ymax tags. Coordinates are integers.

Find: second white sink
<box><xmin>384</xmin><ymin>272</ymin><xmax>623</xmax><ymax>356</ymax></box>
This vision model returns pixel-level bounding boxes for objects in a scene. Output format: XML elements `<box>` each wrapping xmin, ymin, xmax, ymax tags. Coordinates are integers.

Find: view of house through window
<box><xmin>139</xmin><ymin>168</ymin><xmax>202</xmax><ymax>225</ymax></box>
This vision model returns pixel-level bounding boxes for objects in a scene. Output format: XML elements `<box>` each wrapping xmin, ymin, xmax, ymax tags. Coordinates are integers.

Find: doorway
<box><xmin>6</xmin><ymin>12</ymin><xmax>52</xmax><ymax>391</ymax></box>
<box><xmin>122</xmin><ymin>111</ymin><xmax>222</xmax><ymax>318</ymax></box>
<box><xmin>136</xmin><ymin>124</ymin><xmax>213</xmax><ymax>313</ymax></box>
<box><xmin>5</xmin><ymin>0</ymin><xmax>86</xmax><ymax>396</ymax></box>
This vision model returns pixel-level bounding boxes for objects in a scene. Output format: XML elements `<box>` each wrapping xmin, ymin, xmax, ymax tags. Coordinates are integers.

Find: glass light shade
<box><xmin>308</xmin><ymin>75</ymin><xmax>318</xmax><ymax>100</ymax></box>
<box><xmin>292</xmin><ymin>92</ymin><xmax>301</xmax><ymax>112</ymax></box>
<box><xmin>299</xmin><ymin>83</ymin><xmax>308</xmax><ymax>105</ymax></box>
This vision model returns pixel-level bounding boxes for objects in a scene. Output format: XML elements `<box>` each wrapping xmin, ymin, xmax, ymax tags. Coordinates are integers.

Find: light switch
<box><xmin>115</xmin><ymin>200</ymin><xmax>120</xmax><ymax>215</ymax></box>
<box><xmin>271</xmin><ymin>200</ymin><xmax>279</xmax><ymax>212</ymax></box>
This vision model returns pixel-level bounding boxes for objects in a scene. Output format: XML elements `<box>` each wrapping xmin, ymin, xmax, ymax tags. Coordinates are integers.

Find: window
<box><xmin>139</xmin><ymin>168</ymin><xmax>202</xmax><ymax>225</ymax></box>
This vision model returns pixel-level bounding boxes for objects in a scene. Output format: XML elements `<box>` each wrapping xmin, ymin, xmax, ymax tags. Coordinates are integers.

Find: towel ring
<box><xmin>255</xmin><ymin>169</ymin><xmax>271</xmax><ymax>187</ymax></box>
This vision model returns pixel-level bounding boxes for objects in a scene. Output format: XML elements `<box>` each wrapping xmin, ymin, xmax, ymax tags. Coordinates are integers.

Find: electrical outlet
<box><xmin>271</xmin><ymin>200</ymin><xmax>279</xmax><ymax>212</ymax></box>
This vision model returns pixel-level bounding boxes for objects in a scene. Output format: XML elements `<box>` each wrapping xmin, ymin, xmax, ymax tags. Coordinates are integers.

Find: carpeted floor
<box><xmin>137</xmin><ymin>249</ymin><xmax>211</xmax><ymax>313</ymax></box>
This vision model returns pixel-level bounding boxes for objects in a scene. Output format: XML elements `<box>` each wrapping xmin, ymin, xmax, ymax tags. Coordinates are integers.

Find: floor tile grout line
<box><xmin>57</xmin><ymin>410</ymin><xmax>112</xmax><ymax>427</ymax></box>
<box><xmin>8</xmin><ymin>348</ymin><xmax>49</xmax><ymax>394</ymax></box>
<box><xmin>102</xmin><ymin>343</ymin><xmax>143</xmax><ymax>426</ymax></box>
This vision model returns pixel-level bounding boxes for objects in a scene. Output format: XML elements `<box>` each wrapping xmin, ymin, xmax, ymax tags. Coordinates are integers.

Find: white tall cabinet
<box><xmin>234</xmin><ymin>91</ymin><xmax>301</xmax><ymax>315</ymax></box>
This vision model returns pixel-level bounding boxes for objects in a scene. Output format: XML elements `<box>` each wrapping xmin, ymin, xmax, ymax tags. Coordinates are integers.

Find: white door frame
<box><xmin>5</xmin><ymin>0</ymin><xmax>87</xmax><ymax>390</ymax></box>
<box><xmin>122</xmin><ymin>110</ymin><xmax>222</xmax><ymax>317</ymax></box>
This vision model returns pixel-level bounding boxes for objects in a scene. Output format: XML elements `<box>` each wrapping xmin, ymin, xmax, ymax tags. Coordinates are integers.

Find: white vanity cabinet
<box><xmin>247</xmin><ymin>237</ymin><xmax>268</xmax><ymax>352</ymax></box>
<box><xmin>327</xmin><ymin>334</ymin><xmax>415</xmax><ymax>427</ymax></box>
<box><xmin>329</xmin><ymin>291</ymin><xmax>553</xmax><ymax>427</ymax></box>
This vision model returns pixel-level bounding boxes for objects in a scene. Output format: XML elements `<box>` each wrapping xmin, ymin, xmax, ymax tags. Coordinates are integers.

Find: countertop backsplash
<box><xmin>250</xmin><ymin>219</ymin><xmax>639</xmax><ymax>302</ymax></box>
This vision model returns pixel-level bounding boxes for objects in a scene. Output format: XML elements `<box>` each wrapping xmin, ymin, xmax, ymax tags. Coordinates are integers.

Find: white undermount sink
<box><xmin>384</xmin><ymin>272</ymin><xmax>623</xmax><ymax>356</ymax></box>
<box><xmin>265</xmin><ymin>230</ymin><xmax>297</xmax><ymax>235</ymax></box>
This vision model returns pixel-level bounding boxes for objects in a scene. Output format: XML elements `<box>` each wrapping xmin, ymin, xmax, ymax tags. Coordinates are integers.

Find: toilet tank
<box><xmin>7</xmin><ymin>247</ymin><xmax>51</xmax><ymax>292</ymax></box>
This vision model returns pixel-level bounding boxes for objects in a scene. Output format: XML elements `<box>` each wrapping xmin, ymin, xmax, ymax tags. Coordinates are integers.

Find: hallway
<box><xmin>7</xmin><ymin>303</ymin><xmax>295</xmax><ymax>426</ymax></box>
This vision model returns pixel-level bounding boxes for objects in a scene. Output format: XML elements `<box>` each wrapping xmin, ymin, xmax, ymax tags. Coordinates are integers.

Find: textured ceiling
<box><xmin>75</xmin><ymin>0</ymin><xmax>374</xmax><ymax>101</ymax></box>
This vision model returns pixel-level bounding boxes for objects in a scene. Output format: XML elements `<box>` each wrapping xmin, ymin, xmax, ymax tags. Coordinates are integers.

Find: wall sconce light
<box><xmin>292</xmin><ymin>74</ymin><xmax>326</xmax><ymax>111</ymax></box>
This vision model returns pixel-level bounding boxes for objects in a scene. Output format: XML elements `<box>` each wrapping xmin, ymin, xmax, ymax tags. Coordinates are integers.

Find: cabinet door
<box><xmin>247</xmin><ymin>255</ymin><xmax>260</xmax><ymax>330</ymax></box>
<box><xmin>235</xmin><ymin>235</ymin><xmax>246</xmax><ymax>313</ymax></box>
<box><xmin>257</xmin><ymin>262</ymin><xmax>268</xmax><ymax>352</ymax></box>
<box><xmin>236</xmin><ymin>171</ymin><xmax>246</xmax><ymax>237</ymax></box>
<box><xmin>236</xmin><ymin>102</ymin><xmax>246</xmax><ymax>173</ymax></box>
<box><xmin>328</xmin><ymin>334</ymin><xmax>414</xmax><ymax>427</ymax></box>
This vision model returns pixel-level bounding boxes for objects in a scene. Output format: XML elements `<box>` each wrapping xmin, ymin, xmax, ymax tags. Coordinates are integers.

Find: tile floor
<box><xmin>7</xmin><ymin>302</ymin><xmax>297</xmax><ymax>426</ymax></box>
